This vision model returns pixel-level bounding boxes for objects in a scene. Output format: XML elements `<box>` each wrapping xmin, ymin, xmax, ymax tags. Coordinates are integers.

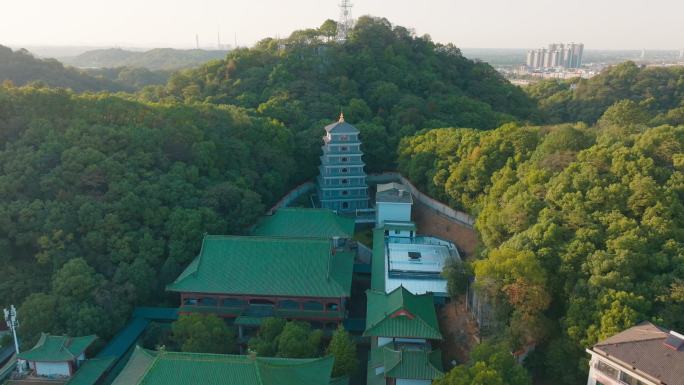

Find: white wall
<box><xmin>397</xmin><ymin>379</ymin><xmax>431</xmax><ymax>385</ymax></box>
<box><xmin>35</xmin><ymin>361</ymin><xmax>70</xmax><ymax>377</ymax></box>
<box><xmin>376</xmin><ymin>202</ymin><xmax>412</xmax><ymax>226</ymax></box>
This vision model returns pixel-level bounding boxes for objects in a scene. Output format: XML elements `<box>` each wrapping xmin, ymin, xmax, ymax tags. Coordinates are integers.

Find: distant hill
<box><xmin>0</xmin><ymin>45</ymin><xmax>129</xmax><ymax>92</ymax></box>
<box><xmin>61</xmin><ymin>48</ymin><xmax>229</xmax><ymax>70</ymax></box>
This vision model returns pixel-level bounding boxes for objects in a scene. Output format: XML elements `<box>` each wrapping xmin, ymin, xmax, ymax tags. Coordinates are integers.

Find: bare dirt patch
<box><xmin>437</xmin><ymin>297</ymin><xmax>480</xmax><ymax>367</ymax></box>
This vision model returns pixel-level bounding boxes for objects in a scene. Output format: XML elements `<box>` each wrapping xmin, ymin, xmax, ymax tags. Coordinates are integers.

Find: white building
<box><xmin>375</xmin><ymin>182</ymin><xmax>413</xmax><ymax>234</ymax></box>
<box><xmin>373</xmin><ymin>182</ymin><xmax>460</xmax><ymax>298</ymax></box>
<box><xmin>586</xmin><ymin>322</ymin><xmax>684</xmax><ymax>385</ymax></box>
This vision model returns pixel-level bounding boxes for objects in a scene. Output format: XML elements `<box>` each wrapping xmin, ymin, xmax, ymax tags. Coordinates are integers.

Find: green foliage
<box><xmin>442</xmin><ymin>259</ymin><xmax>473</xmax><ymax>297</ymax></box>
<box><xmin>527</xmin><ymin>62</ymin><xmax>684</xmax><ymax>124</ymax></box>
<box><xmin>399</xmin><ymin>121</ymin><xmax>684</xmax><ymax>381</ymax></box>
<box><xmin>171</xmin><ymin>314</ymin><xmax>237</xmax><ymax>354</ymax></box>
<box><xmin>0</xmin><ymin>334</ymin><xmax>11</xmax><ymax>348</ymax></box>
<box><xmin>0</xmin><ymin>85</ymin><xmax>297</xmax><ymax>343</ymax></box>
<box><xmin>248</xmin><ymin>317</ymin><xmax>286</xmax><ymax>357</ymax></box>
<box><xmin>0</xmin><ymin>45</ymin><xmax>129</xmax><ymax>92</ymax></box>
<box><xmin>248</xmin><ymin>318</ymin><xmax>323</xmax><ymax>359</ymax></box>
<box><xmin>276</xmin><ymin>321</ymin><xmax>323</xmax><ymax>358</ymax></box>
<box><xmin>435</xmin><ymin>342</ymin><xmax>531</xmax><ymax>385</ymax></box>
<box><xmin>61</xmin><ymin>48</ymin><xmax>229</xmax><ymax>71</ymax></box>
<box><xmin>326</xmin><ymin>326</ymin><xmax>359</xmax><ymax>377</ymax></box>
<box><xmin>149</xmin><ymin>16</ymin><xmax>535</xmax><ymax>173</ymax></box>
<box><xmin>83</xmin><ymin>67</ymin><xmax>170</xmax><ymax>89</ymax></box>
<box><xmin>17</xmin><ymin>258</ymin><xmax>112</xmax><ymax>347</ymax></box>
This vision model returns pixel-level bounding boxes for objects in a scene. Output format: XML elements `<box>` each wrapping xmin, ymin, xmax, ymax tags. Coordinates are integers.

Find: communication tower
<box><xmin>336</xmin><ymin>0</ymin><xmax>354</xmax><ymax>41</ymax></box>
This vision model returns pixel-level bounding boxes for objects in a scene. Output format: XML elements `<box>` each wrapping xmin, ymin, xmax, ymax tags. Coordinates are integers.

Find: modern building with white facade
<box><xmin>586</xmin><ymin>321</ymin><xmax>684</xmax><ymax>385</ymax></box>
<box><xmin>372</xmin><ymin>182</ymin><xmax>460</xmax><ymax>298</ymax></box>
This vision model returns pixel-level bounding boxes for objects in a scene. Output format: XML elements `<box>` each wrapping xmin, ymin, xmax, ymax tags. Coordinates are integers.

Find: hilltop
<box><xmin>145</xmin><ymin>16</ymin><xmax>536</xmax><ymax>179</ymax></box>
<box><xmin>61</xmin><ymin>47</ymin><xmax>229</xmax><ymax>70</ymax></box>
<box><xmin>0</xmin><ymin>45</ymin><xmax>129</xmax><ymax>92</ymax></box>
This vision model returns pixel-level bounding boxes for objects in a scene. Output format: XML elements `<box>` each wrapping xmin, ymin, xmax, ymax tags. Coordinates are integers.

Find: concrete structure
<box><xmin>375</xmin><ymin>182</ymin><xmax>413</xmax><ymax>230</ymax></box>
<box><xmin>526</xmin><ymin>43</ymin><xmax>584</xmax><ymax>69</ymax></box>
<box><xmin>383</xmin><ymin>236</ymin><xmax>459</xmax><ymax>296</ymax></box>
<box><xmin>317</xmin><ymin>114</ymin><xmax>369</xmax><ymax>212</ymax></box>
<box><xmin>371</xmin><ymin>182</ymin><xmax>460</xmax><ymax>297</ymax></box>
<box><xmin>586</xmin><ymin>321</ymin><xmax>684</xmax><ymax>385</ymax></box>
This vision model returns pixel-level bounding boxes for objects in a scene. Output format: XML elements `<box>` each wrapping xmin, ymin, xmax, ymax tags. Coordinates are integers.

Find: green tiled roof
<box><xmin>364</xmin><ymin>287</ymin><xmax>442</xmax><ymax>340</ymax></box>
<box><xmin>383</xmin><ymin>347</ymin><xmax>443</xmax><ymax>379</ymax></box>
<box><xmin>112</xmin><ymin>346</ymin><xmax>335</xmax><ymax>385</ymax></box>
<box><xmin>370</xmin><ymin>228</ymin><xmax>386</xmax><ymax>292</ymax></box>
<box><xmin>167</xmin><ymin>236</ymin><xmax>354</xmax><ymax>298</ymax></box>
<box><xmin>17</xmin><ymin>333</ymin><xmax>97</xmax><ymax>362</ymax></box>
<box><xmin>66</xmin><ymin>357</ymin><xmax>116</xmax><ymax>385</ymax></box>
<box><xmin>252</xmin><ymin>208</ymin><xmax>355</xmax><ymax>239</ymax></box>
<box><xmin>367</xmin><ymin>346</ymin><xmax>442</xmax><ymax>384</ymax></box>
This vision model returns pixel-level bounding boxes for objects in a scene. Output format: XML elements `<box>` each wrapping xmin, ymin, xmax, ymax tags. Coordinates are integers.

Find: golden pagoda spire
<box><xmin>338</xmin><ymin>112</ymin><xmax>345</xmax><ymax>123</ymax></box>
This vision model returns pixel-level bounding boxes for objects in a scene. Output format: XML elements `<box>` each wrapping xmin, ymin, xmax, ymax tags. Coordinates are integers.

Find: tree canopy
<box><xmin>171</xmin><ymin>314</ymin><xmax>237</xmax><ymax>354</ymax></box>
<box><xmin>399</xmin><ymin>115</ymin><xmax>684</xmax><ymax>383</ymax></box>
<box><xmin>526</xmin><ymin>61</ymin><xmax>684</xmax><ymax>125</ymax></box>
<box><xmin>141</xmin><ymin>16</ymin><xmax>535</xmax><ymax>175</ymax></box>
<box><xmin>0</xmin><ymin>85</ymin><xmax>297</xmax><ymax>343</ymax></box>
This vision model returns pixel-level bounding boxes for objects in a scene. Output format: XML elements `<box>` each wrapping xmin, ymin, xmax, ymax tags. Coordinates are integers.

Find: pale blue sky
<box><xmin>2</xmin><ymin>0</ymin><xmax>683</xmax><ymax>50</ymax></box>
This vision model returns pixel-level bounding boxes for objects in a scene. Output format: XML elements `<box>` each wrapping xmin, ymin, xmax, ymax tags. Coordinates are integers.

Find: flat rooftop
<box><xmin>384</xmin><ymin>236</ymin><xmax>459</xmax><ymax>296</ymax></box>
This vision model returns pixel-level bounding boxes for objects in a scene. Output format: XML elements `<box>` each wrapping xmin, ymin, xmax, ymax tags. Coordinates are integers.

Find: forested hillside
<box><xmin>143</xmin><ymin>17</ymin><xmax>535</xmax><ymax>175</ymax></box>
<box><xmin>527</xmin><ymin>61</ymin><xmax>684</xmax><ymax>125</ymax></box>
<box><xmin>399</xmin><ymin>106</ymin><xmax>684</xmax><ymax>383</ymax></box>
<box><xmin>82</xmin><ymin>66</ymin><xmax>170</xmax><ymax>89</ymax></box>
<box><xmin>0</xmin><ymin>85</ymin><xmax>297</xmax><ymax>345</ymax></box>
<box><xmin>0</xmin><ymin>45</ymin><xmax>129</xmax><ymax>92</ymax></box>
<box><xmin>61</xmin><ymin>48</ymin><xmax>229</xmax><ymax>71</ymax></box>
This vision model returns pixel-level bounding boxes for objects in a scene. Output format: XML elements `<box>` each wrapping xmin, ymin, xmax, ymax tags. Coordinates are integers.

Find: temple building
<box><xmin>17</xmin><ymin>334</ymin><xmax>97</xmax><ymax>378</ymax></box>
<box><xmin>252</xmin><ymin>208</ymin><xmax>355</xmax><ymax>241</ymax></box>
<box><xmin>167</xmin><ymin>235</ymin><xmax>354</xmax><ymax>337</ymax></box>
<box><xmin>317</xmin><ymin>114</ymin><xmax>369</xmax><ymax>212</ymax></box>
<box><xmin>364</xmin><ymin>287</ymin><xmax>444</xmax><ymax>385</ymax></box>
<box><xmin>112</xmin><ymin>346</ymin><xmax>337</xmax><ymax>385</ymax></box>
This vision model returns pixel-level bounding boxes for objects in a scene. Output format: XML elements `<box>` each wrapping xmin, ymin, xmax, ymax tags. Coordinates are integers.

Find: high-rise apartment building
<box><xmin>526</xmin><ymin>43</ymin><xmax>584</xmax><ymax>69</ymax></box>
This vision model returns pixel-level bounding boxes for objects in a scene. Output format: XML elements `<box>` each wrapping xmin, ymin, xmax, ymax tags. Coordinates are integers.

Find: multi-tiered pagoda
<box><xmin>317</xmin><ymin>114</ymin><xmax>369</xmax><ymax>212</ymax></box>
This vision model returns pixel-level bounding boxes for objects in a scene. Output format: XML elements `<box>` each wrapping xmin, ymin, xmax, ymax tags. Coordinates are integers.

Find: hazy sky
<box><xmin>2</xmin><ymin>0</ymin><xmax>683</xmax><ymax>50</ymax></box>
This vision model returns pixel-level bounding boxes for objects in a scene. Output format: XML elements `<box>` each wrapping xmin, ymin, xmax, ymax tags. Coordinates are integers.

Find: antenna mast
<box><xmin>4</xmin><ymin>305</ymin><xmax>23</xmax><ymax>374</ymax></box>
<box><xmin>336</xmin><ymin>0</ymin><xmax>354</xmax><ymax>41</ymax></box>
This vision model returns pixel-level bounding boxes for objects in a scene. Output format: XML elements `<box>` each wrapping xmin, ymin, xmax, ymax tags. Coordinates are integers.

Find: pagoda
<box><xmin>317</xmin><ymin>114</ymin><xmax>369</xmax><ymax>212</ymax></box>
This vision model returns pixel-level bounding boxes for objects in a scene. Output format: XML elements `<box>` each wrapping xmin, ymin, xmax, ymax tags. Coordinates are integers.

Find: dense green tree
<box><xmin>443</xmin><ymin>259</ymin><xmax>473</xmax><ymax>297</ymax></box>
<box><xmin>326</xmin><ymin>326</ymin><xmax>359</xmax><ymax>377</ymax></box>
<box><xmin>0</xmin><ymin>85</ymin><xmax>298</xmax><ymax>343</ymax></box>
<box><xmin>276</xmin><ymin>321</ymin><xmax>323</xmax><ymax>358</ymax></box>
<box><xmin>0</xmin><ymin>45</ymin><xmax>129</xmax><ymax>92</ymax></box>
<box><xmin>527</xmin><ymin>62</ymin><xmax>684</xmax><ymax>124</ymax></box>
<box><xmin>248</xmin><ymin>317</ymin><xmax>286</xmax><ymax>357</ymax></box>
<box><xmin>149</xmin><ymin>16</ymin><xmax>535</xmax><ymax>173</ymax></box>
<box><xmin>399</xmin><ymin>121</ymin><xmax>684</xmax><ymax>383</ymax></box>
<box><xmin>171</xmin><ymin>314</ymin><xmax>237</xmax><ymax>354</ymax></box>
<box><xmin>435</xmin><ymin>342</ymin><xmax>531</xmax><ymax>385</ymax></box>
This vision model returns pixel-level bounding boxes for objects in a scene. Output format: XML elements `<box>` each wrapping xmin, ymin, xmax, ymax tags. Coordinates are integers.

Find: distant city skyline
<box><xmin>2</xmin><ymin>0</ymin><xmax>683</xmax><ymax>51</ymax></box>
